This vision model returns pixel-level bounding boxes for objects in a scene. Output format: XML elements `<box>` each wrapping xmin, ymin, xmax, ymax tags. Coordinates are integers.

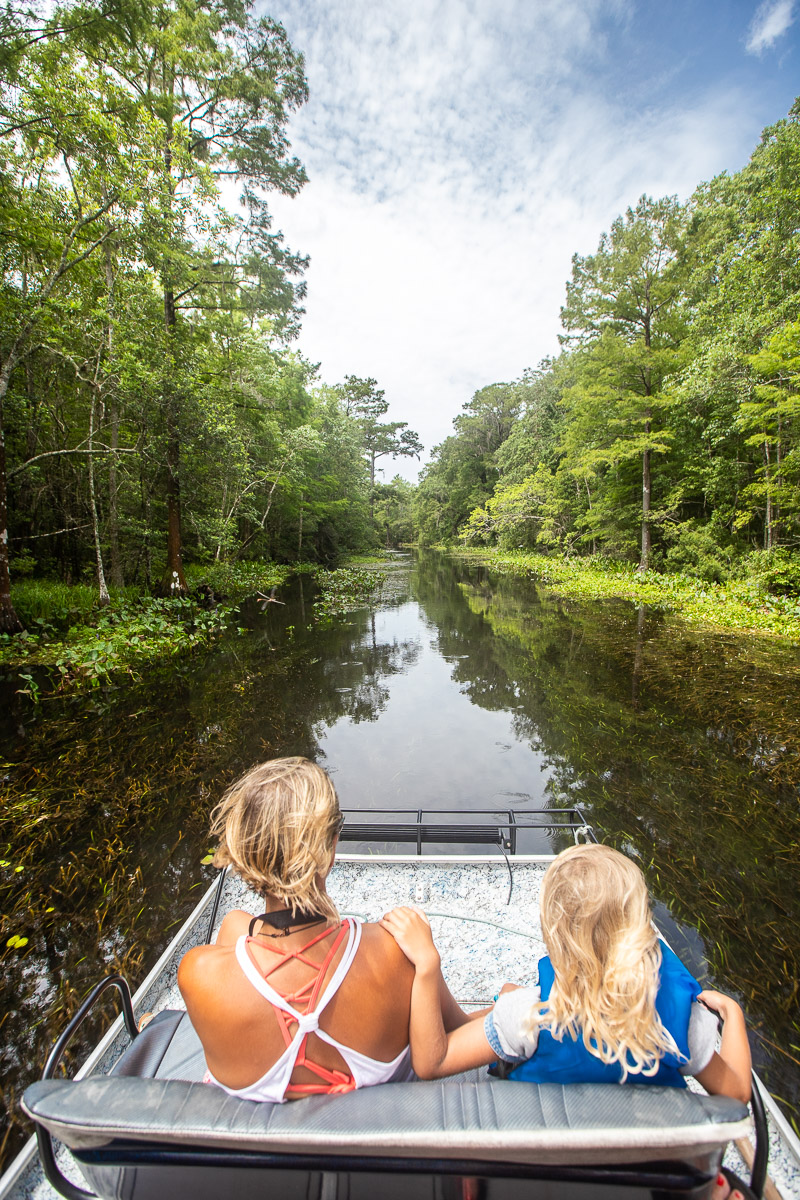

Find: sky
<box><xmin>259</xmin><ymin>0</ymin><xmax>800</xmax><ymax>483</ymax></box>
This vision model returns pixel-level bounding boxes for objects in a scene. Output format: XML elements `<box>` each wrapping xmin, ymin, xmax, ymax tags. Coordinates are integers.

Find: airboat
<box><xmin>2</xmin><ymin>810</ymin><xmax>799</xmax><ymax>1200</ymax></box>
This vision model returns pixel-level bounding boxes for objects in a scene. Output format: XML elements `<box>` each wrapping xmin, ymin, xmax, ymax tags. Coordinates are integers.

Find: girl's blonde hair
<box><xmin>210</xmin><ymin>757</ymin><xmax>341</xmax><ymax>922</ymax></box>
<box><xmin>528</xmin><ymin>842</ymin><xmax>675</xmax><ymax>1080</ymax></box>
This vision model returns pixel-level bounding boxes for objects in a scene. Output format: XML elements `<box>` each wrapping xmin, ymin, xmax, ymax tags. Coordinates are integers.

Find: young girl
<box><xmin>379</xmin><ymin>842</ymin><xmax>751</xmax><ymax>1105</ymax></box>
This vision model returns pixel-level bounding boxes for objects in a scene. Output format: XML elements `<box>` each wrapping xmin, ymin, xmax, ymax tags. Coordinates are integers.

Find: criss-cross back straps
<box><xmin>244</xmin><ymin>920</ymin><xmax>358</xmax><ymax>1096</ymax></box>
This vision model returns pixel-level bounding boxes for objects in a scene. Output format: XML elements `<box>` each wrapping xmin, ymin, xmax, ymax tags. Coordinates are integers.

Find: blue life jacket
<box><xmin>509</xmin><ymin>940</ymin><xmax>701</xmax><ymax>1088</ymax></box>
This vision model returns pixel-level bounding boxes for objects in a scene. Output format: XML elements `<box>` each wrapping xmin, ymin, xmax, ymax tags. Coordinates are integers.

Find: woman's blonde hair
<box><xmin>210</xmin><ymin>757</ymin><xmax>341</xmax><ymax>921</ymax></box>
<box><xmin>527</xmin><ymin>842</ymin><xmax>675</xmax><ymax>1080</ymax></box>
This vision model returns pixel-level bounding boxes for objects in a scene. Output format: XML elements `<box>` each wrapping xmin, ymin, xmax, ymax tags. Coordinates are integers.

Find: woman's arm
<box><xmin>693</xmin><ymin>990</ymin><xmax>752</xmax><ymax>1104</ymax></box>
<box><xmin>380</xmin><ymin>907</ymin><xmax>497</xmax><ymax>1078</ymax></box>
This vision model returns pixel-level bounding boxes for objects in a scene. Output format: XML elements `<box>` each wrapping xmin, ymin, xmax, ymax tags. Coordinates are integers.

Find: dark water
<box><xmin>1</xmin><ymin>551</ymin><xmax>799</xmax><ymax>1168</ymax></box>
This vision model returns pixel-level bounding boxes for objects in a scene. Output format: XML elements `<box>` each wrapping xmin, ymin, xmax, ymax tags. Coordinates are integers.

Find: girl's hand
<box><xmin>698</xmin><ymin>990</ymin><xmax>742</xmax><ymax>1023</ymax></box>
<box><xmin>694</xmin><ymin>990</ymin><xmax>751</xmax><ymax>1104</ymax></box>
<box><xmin>380</xmin><ymin>906</ymin><xmax>440</xmax><ymax>974</ymax></box>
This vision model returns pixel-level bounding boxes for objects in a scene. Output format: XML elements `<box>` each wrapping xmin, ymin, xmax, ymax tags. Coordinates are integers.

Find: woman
<box><xmin>180</xmin><ymin>756</ymin><xmax>457</xmax><ymax>1101</ymax></box>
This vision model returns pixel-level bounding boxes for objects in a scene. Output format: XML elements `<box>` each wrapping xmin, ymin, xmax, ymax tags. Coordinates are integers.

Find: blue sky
<box><xmin>260</xmin><ymin>0</ymin><xmax>800</xmax><ymax>481</ymax></box>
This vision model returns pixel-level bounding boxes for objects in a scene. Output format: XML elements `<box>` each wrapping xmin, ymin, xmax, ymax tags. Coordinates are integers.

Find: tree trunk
<box><xmin>764</xmin><ymin>440</ymin><xmax>772</xmax><ymax>551</ymax></box>
<box><xmin>639</xmin><ymin>440</ymin><xmax>652</xmax><ymax>570</ymax></box>
<box><xmin>108</xmin><ymin>396</ymin><xmax>123</xmax><ymax>587</ymax></box>
<box><xmin>369</xmin><ymin>452</ymin><xmax>376</xmax><ymax>522</ymax></box>
<box><xmin>0</xmin><ymin>361</ymin><xmax>24</xmax><ymax>631</ymax></box>
<box><xmin>88</xmin><ymin>392</ymin><xmax>110</xmax><ymax>605</ymax></box>
<box><xmin>583</xmin><ymin>476</ymin><xmax>596</xmax><ymax>555</ymax></box>
<box><xmin>157</xmin><ymin>283</ymin><xmax>188</xmax><ymax>595</ymax></box>
<box><xmin>157</xmin><ymin>123</ymin><xmax>188</xmax><ymax>597</ymax></box>
<box><xmin>638</xmin><ymin>317</ymin><xmax>653</xmax><ymax>572</ymax></box>
<box><xmin>104</xmin><ymin>236</ymin><xmax>123</xmax><ymax>588</ymax></box>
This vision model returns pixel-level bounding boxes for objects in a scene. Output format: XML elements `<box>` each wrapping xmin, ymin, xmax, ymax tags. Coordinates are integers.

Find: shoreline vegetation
<box><xmin>0</xmin><ymin>561</ymin><xmax>388</xmax><ymax>696</ymax></box>
<box><xmin>446</xmin><ymin>548</ymin><xmax>800</xmax><ymax>643</ymax></box>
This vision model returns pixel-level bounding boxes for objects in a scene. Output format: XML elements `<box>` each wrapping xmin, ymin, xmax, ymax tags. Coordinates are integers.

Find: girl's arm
<box><xmin>380</xmin><ymin>906</ymin><xmax>497</xmax><ymax>1078</ymax></box>
<box><xmin>693</xmin><ymin>990</ymin><xmax>752</xmax><ymax>1104</ymax></box>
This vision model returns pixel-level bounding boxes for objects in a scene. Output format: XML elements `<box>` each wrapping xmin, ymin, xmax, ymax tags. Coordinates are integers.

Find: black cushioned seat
<box><xmin>22</xmin><ymin>1011</ymin><xmax>753</xmax><ymax>1200</ymax></box>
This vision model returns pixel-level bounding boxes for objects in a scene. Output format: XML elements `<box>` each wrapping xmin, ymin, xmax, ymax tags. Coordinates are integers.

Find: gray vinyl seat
<box><xmin>22</xmin><ymin>1011</ymin><xmax>753</xmax><ymax>1200</ymax></box>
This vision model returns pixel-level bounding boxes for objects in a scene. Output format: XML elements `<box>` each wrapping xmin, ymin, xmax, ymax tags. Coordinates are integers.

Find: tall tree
<box><xmin>0</xmin><ymin>7</ymin><xmax>155</xmax><ymax>629</ymax></box>
<box><xmin>560</xmin><ymin>195</ymin><xmax>688</xmax><ymax>568</ymax></box>
<box><xmin>76</xmin><ymin>0</ymin><xmax>309</xmax><ymax>593</ymax></box>
<box><xmin>339</xmin><ymin>376</ymin><xmax>422</xmax><ymax>516</ymax></box>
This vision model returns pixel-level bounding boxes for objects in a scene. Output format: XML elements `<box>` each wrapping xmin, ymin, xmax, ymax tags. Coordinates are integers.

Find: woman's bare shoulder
<box><xmin>178</xmin><ymin>910</ymin><xmax>250</xmax><ymax>995</ymax></box>
<box><xmin>215</xmin><ymin>908</ymin><xmax>253</xmax><ymax>943</ymax></box>
<box><xmin>358</xmin><ymin>921</ymin><xmax>415</xmax><ymax>974</ymax></box>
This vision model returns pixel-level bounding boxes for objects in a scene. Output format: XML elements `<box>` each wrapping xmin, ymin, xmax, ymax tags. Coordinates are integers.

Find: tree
<box><xmin>373</xmin><ymin>476</ymin><xmax>415</xmax><ymax>547</ymax></box>
<box><xmin>74</xmin><ymin>0</ymin><xmax>308</xmax><ymax>593</ymax></box>
<box><xmin>0</xmin><ymin>6</ymin><xmax>157</xmax><ymax>629</ymax></box>
<box><xmin>339</xmin><ymin>376</ymin><xmax>422</xmax><ymax>516</ymax></box>
<box><xmin>413</xmin><ymin>381</ymin><xmax>523</xmax><ymax>545</ymax></box>
<box><xmin>560</xmin><ymin>195</ymin><xmax>688</xmax><ymax>568</ymax></box>
<box><xmin>677</xmin><ymin>101</ymin><xmax>800</xmax><ymax>554</ymax></box>
<box><xmin>744</xmin><ymin>320</ymin><xmax>800</xmax><ymax>547</ymax></box>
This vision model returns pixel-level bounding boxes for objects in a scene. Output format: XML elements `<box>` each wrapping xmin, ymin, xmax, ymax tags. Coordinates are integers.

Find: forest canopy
<box><xmin>415</xmin><ymin>104</ymin><xmax>800</xmax><ymax>595</ymax></box>
<box><xmin>0</xmin><ymin>0</ymin><xmax>420</xmax><ymax>631</ymax></box>
<box><xmin>3</xmin><ymin>2</ymin><xmax>800</xmax><ymax>637</ymax></box>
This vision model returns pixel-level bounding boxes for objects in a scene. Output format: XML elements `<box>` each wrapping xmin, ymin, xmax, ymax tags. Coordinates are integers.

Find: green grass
<box><xmin>340</xmin><ymin>553</ymin><xmax>396</xmax><ymax>566</ymax></box>
<box><xmin>1</xmin><ymin>562</ymin><xmax>299</xmax><ymax>693</ymax></box>
<box><xmin>448</xmin><ymin>549</ymin><xmax>800</xmax><ymax>643</ymax></box>
<box><xmin>9</xmin><ymin>578</ymin><xmax>144</xmax><ymax>626</ymax></box>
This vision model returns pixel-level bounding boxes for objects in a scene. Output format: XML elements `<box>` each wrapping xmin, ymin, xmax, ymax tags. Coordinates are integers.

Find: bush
<box><xmin>735</xmin><ymin>547</ymin><xmax>800</xmax><ymax>596</ymax></box>
<box><xmin>662</xmin><ymin>522</ymin><xmax>733</xmax><ymax>584</ymax></box>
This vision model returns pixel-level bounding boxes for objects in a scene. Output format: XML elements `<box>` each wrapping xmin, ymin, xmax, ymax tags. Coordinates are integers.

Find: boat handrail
<box><xmin>338</xmin><ymin>806</ymin><xmax>597</xmax><ymax>854</ymax></box>
<box><xmin>37</xmin><ymin>976</ymin><xmax>140</xmax><ymax>1200</ymax></box>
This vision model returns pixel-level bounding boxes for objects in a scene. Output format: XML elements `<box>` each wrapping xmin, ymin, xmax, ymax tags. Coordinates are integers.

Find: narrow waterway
<box><xmin>1</xmin><ymin>550</ymin><xmax>799</xmax><ymax>1168</ymax></box>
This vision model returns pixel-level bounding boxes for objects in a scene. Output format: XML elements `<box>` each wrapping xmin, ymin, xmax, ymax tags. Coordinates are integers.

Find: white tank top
<box><xmin>205</xmin><ymin>918</ymin><xmax>413</xmax><ymax>1103</ymax></box>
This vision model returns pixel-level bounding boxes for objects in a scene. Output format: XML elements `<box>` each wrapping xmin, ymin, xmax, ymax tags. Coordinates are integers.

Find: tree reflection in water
<box><xmin>1</xmin><ymin>551</ymin><xmax>798</xmax><ymax>1165</ymax></box>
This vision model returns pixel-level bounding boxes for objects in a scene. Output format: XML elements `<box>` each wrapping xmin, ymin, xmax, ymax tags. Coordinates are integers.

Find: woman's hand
<box><xmin>380</xmin><ymin>906</ymin><xmax>440</xmax><ymax>975</ymax></box>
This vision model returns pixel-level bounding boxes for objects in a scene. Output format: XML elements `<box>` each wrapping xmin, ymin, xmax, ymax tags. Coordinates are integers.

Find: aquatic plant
<box><xmin>313</xmin><ymin>565</ymin><xmax>388</xmax><ymax>618</ymax></box>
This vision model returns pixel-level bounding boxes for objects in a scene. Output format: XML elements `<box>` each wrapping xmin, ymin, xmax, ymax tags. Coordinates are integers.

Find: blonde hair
<box><xmin>527</xmin><ymin>843</ymin><xmax>675</xmax><ymax>1081</ymax></box>
<box><xmin>210</xmin><ymin>757</ymin><xmax>341</xmax><ymax>922</ymax></box>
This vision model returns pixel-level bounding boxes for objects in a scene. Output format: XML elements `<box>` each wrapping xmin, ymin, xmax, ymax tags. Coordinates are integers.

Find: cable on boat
<box><xmin>495</xmin><ymin>839</ymin><xmax>514</xmax><ymax>905</ymax></box>
<box><xmin>341</xmin><ymin>910</ymin><xmax>539</xmax><ymax>940</ymax></box>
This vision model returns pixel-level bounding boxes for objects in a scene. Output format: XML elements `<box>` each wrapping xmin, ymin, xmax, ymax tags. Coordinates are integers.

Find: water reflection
<box><xmin>1</xmin><ymin>550</ymin><xmax>799</xmax><ymax>1168</ymax></box>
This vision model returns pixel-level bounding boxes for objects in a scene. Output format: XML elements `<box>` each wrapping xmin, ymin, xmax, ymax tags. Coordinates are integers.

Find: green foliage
<box><xmin>661</xmin><ymin>521</ymin><xmax>733</xmax><ymax>584</ymax></box>
<box><xmin>415</xmin><ymin>105</ymin><xmax>800</xmax><ymax>572</ymax></box>
<box><xmin>1</xmin><ymin>0</ymin><xmax>413</xmax><ymax>628</ymax></box>
<box><xmin>414</xmin><ymin>381</ymin><xmax>524</xmax><ymax>544</ymax></box>
<box><xmin>734</xmin><ymin>548</ymin><xmax>800</xmax><ymax>597</ymax></box>
<box><xmin>451</xmin><ymin>548</ymin><xmax>800</xmax><ymax>641</ymax></box>
<box><xmin>313</xmin><ymin>566</ymin><xmax>387</xmax><ymax>619</ymax></box>
<box><xmin>372</xmin><ymin>477</ymin><xmax>415</xmax><ymax>547</ymax></box>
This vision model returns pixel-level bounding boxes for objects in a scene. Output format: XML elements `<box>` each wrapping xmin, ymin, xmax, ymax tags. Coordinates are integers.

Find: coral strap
<box><xmin>245</xmin><ymin>921</ymin><xmax>357</xmax><ymax>1095</ymax></box>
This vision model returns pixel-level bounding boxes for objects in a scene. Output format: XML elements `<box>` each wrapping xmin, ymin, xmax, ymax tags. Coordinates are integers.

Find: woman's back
<box><xmin>179</xmin><ymin>908</ymin><xmax>414</xmax><ymax>1098</ymax></box>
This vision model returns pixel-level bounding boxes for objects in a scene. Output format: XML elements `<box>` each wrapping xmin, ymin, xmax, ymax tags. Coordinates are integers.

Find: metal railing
<box><xmin>338</xmin><ymin>807</ymin><xmax>596</xmax><ymax>855</ymax></box>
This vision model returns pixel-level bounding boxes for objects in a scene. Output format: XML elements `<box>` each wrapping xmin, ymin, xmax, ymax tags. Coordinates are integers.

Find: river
<box><xmin>1</xmin><ymin>550</ymin><xmax>799</xmax><ymax>1168</ymax></box>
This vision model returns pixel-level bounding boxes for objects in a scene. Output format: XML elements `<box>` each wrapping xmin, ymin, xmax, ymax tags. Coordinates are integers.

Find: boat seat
<box><xmin>110</xmin><ymin>1010</ymin><xmax>206</xmax><ymax>1083</ymax></box>
<box><xmin>22</xmin><ymin>1012</ymin><xmax>753</xmax><ymax>1200</ymax></box>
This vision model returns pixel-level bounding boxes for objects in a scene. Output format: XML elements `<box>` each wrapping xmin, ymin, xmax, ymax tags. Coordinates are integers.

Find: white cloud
<box><xmin>746</xmin><ymin>0</ymin><xmax>796</xmax><ymax>54</ymax></box>
<box><xmin>257</xmin><ymin>0</ymin><xmax>767</xmax><ymax>481</ymax></box>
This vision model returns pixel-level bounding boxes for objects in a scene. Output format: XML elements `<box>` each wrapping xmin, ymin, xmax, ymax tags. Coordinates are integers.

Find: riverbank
<box><xmin>447</xmin><ymin>549</ymin><xmax>800</xmax><ymax>642</ymax></box>
<box><xmin>0</xmin><ymin>560</ymin><xmax>386</xmax><ymax>695</ymax></box>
